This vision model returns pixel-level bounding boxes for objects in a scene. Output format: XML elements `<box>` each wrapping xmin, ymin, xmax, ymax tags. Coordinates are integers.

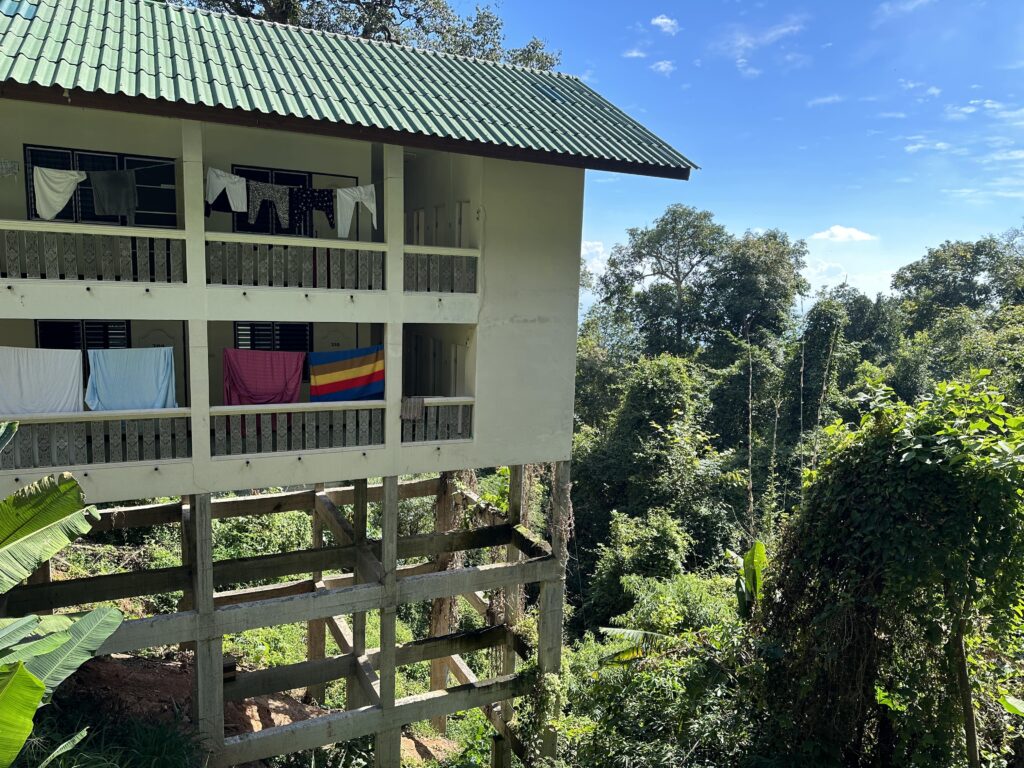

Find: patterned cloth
<box><xmin>309</xmin><ymin>346</ymin><xmax>385</xmax><ymax>401</ymax></box>
<box><xmin>289</xmin><ymin>187</ymin><xmax>335</xmax><ymax>229</ymax></box>
<box><xmin>222</xmin><ymin>348</ymin><xmax>304</xmax><ymax>406</ymax></box>
<box><xmin>247</xmin><ymin>181</ymin><xmax>290</xmax><ymax>228</ymax></box>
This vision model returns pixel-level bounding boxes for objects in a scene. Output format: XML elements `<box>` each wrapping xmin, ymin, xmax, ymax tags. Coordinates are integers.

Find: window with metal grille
<box><xmin>24</xmin><ymin>145</ymin><xmax>177</xmax><ymax>228</ymax></box>
<box><xmin>36</xmin><ymin>320</ymin><xmax>131</xmax><ymax>378</ymax></box>
<box><xmin>233</xmin><ymin>321</ymin><xmax>312</xmax><ymax>380</ymax></box>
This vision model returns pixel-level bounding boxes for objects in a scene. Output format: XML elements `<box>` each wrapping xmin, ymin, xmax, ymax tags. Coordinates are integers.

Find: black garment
<box><xmin>88</xmin><ymin>170</ymin><xmax>137</xmax><ymax>224</ymax></box>
<box><xmin>289</xmin><ymin>187</ymin><xmax>336</xmax><ymax>229</ymax></box>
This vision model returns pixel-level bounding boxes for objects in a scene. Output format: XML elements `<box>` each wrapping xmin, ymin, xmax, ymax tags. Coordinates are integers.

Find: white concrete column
<box><xmin>382</xmin><ymin>144</ymin><xmax>404</xmax><ymax>452</ymax></box>
<box><xmin>181</xmin><ymin>121</ymin><xmax>211</xmax><ymax>469</ymax></box>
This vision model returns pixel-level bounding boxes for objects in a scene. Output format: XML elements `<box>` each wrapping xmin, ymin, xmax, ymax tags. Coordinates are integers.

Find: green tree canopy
<box><xmin>189</xmin><ymin>0</ymin><xmax>560</xmax><ymax>69</ymax></box>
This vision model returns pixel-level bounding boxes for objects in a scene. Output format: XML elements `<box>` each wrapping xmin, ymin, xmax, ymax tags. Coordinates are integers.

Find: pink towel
<box><xmin>223</xmin><ymin>348</ymin><xmax>305</xmax><ymax>406</ymax></box>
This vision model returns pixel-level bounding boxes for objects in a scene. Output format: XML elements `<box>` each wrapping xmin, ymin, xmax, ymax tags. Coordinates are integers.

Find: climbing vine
<box><xmin>759</xmin><ymin>373</ymin><xmax>1024</xmax><ymax>767</ymax></box>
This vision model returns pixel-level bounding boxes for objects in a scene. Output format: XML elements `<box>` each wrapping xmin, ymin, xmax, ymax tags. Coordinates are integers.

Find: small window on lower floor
<box><xmin>234</xmin><ymin>321</ymin><xmax>313</xmax><ymax>380</ymax></box>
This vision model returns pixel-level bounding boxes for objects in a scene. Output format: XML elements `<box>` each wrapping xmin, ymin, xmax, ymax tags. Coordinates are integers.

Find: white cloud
<box><xmin>983</xmin><ymin>149</ymin><xmax>1024</xmax><ymax>163</ymax></box>
<box><xmin>782</xmin><ymin>51</ymin><xmax>812</xmax><ymax>70</ymax></box>
<box><xmin>899</xmin><ymin>78</ymin><xmax>924</xmax><ymax>90</ymax></box>
<box><xmin>650</xmin><ymin>60</ymin><xmax>676</xmax><ymax>76</ymax></box>
<box><xmin>807</xmin><ymin>94</ymin><xmax>844</xmax><ymax>107</ymax></box>
<box><xmin>581</xmin><ymin>240</ymin><xmax>608</xmax><ymax>277</ymax></box>
<box><xmin>905</xmin><ymin>140</ymin><xmax>953</xmax><ymax>153</ymax></box>
<box><xmin>810</xmin><ymin>225</ymin><xmax>878</xmax><ymax>242</ymax></box>
<box><xmin>623</xmin><ymin>48</ymin><xmax>647</xmax><ymax>59</ymax></box>
<box><xmin>945</xmin><ymin>104</ymin><xmax>978</xmax><ymax>120</ymax></box>
<box><xmin>875</xmin><ymin>0</ymin><xmax>935</xmax><ymax>23</ymax></box>
<box><xmin>877</xmin><ymin>111</ymin><xmax>907</xmax><ymax>119</ymax></box>
<box><xmin>924</xmin><ymin>85</ymin><xmax>942</xmax><ymax>97</ymax></box>
<box><xmin>650</xmin><ymin>14</ymin><xmax>679</xmax><ymax>35</ymax></box>
<box><xmin>716</xmin><ymin>16</ymin><xmax>806</xmax><ymax>77</ymax></box>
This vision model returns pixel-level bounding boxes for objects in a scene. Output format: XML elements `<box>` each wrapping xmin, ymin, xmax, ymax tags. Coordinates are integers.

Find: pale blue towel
<box><xmin>85</xmin><ymin>347</ymin><xmax>177</xmax><ymax>411</ymax></box>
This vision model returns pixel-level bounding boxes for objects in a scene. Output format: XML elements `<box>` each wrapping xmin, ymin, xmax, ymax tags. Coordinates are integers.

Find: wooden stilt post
<box><xmin>189</xmin><ymin>494</ymin><xmax>224</xmax><ymax>755</ymax></box>
<box><xmin>348</xmin><ymin>478</ymin><xmax>369</xmax><ymax>710</ymax></box>
<box><xmin>27</xmin><ymin>560</ymin><xmax>52</xmax><ymax>615</ymax></box>
<box><xmin>375</xmin><ymin>475</ymin><xmax>401</xmax><ymax>768</ymax></box>
<box><xmin>491</xmin><ymin>464</ymin><xmax>526</xmax><ymax>767</ymax></box>
<box><xmin>306</xmin><ymin>483</ymin><xmax>327</xmax><ymax>703</ymax></box>
<box><xmin>537</xmin><ymin>461</ymin><xmax>569</xmax><ymax>762</ymax></box>
<box><xmin>430</xmin><ymin>472</ymin><xmax>457</xmax><ymax>734</ymax></box>
<box><xmin>179</xmin><ymin>497</ymin><xmax>195</xmax><ymax>655</ymax></box>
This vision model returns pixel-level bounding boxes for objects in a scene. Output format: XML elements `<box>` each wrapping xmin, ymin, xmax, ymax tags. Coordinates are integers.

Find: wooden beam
<box><xmin>223</xmin><ymin>626</ymin><xmax>508</xmax><ymax>702</ymax></box>
<box><xmin>314</xmin><ymin>492</ymin><xmax>385</xmax><ymax>584</ymax></box>
<box><xmin>511</xmin><ymin>524</ymin><xmax>551</xmax><ymax>559</ymax></box>
<box><xmin>377</xmin><ymin>476</ymin><xmax>400</xmax><ymax>767</ymax></box>
<box><xmin>215</xmin><ymin>581</ymin><xmax>386</xmax><ymax>636</ymax></box>
<box><xmin>349</xmin><ymin>478</ymin><xmax>369</xmax><ymax>711</ymax></box>
<box><xmin>214</xmin><ymin>579</ymin><xmax>315</xmax><ymax>608</ymax></box>
<box><xmin>325</xmin><ymin>477</ymin><xmax>439</xmax><ymax>506</ymax></box>
<box><xmin>463</xmin><ymin>590</ymin><xmax>490</xmax><ymax>617</ymax></box>
<box><xmin>4</xmin><ymin>565</ymin><xmax>189</xmax><ymax>615</ymax></box>
<box><xmin>399</xmin><ymin>557</ymin><xmax>561</xmax><ymax>605</ymax></box>
<box><xmin>189</xmin><ymin>494</ymin><xmax>224</xmax><ymax>752</ymax></box>
<box><xmin>224</xmin><ymin>654</ymin><xmax>356</xmax><ymax>702</ymax></box>
<box><xmin>214</xmin><ymin>674</ymin><xmax>532</xmax><ymax>768</ymax></box>
<box><xmin>93</xmin><ymin>500</ymin><xmax>183</xmax><ymax>531</ymax></box>
<box><xmin>399</xmin><ymin>525</ymin><xmax>513</xmax><ymax>560</ymax></box>
<box><xmin>212</xmin><ymin>545</ymin><xmax>358</xmax><ymax>587</ymax></box>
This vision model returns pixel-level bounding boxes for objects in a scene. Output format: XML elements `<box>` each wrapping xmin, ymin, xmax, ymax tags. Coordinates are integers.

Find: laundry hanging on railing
<box><xmin>0</xmin><ymin>346</ymin><xmax>83</xmax><ymax>414</ymax></box>
<box><xmin>309</xmin><ymin>345</ymin><xmax>385</xmax><ymax>402</ymax></box>
<box><xmin>85</xmin><ymin>347</ymin><xmax>177</xmax><ymax>411</ymax></box>
<box><xmin>289</xmin><ymin>187</ymin><xmax>335</xmax><ymax>229</ymax></box>
<box><xmin>206</xmin><ymin>168</ymin><xmax>247</xmax><ymax>214</ymax></box>
<box><xmin>33</xmin><ymin>167</ymin><xmax>86</xmax><ymax>220</ymax></box>
<box><xmin>0</xmin><ymin>160</ymin><xmax>20</xmax><ymax>178</ymax></box>
<box><xmin>336</xmin><ymin>184</ymin><xmax>377</xmax><ymax>237</ymax></box>
<box><xmin>248</xmin><ymin>181</ymin><xmax>290</xmax><ymax>228</ymax></box>
<box><xmin>88</xmin><ymin>170</ymin><xmax>138</xmax><ymax>224</ymax></box>
<box><xmin>223</xmin><ymin>348</ymin><xmax>304</xmax><ymax>406</ymax></box>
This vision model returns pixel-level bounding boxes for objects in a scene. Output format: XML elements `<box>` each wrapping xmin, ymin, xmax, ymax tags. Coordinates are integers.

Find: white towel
<box><xmin>336</xmin><ymin>184</ymin><xmax>377</xmax><ymax>237</ymax></box>
<box><xmin>0</xmin><ymin>346</ymin><xmax>83</xmax><ymax>415</ymax></box>
<box><xmin>33</xmin><ymin>167</ymin><xmax>86</xmax><ymax>220</ymax></box>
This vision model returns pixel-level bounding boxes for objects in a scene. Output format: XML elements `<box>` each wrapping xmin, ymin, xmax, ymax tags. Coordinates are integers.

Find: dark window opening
<box><xmin>24</xmin><ymin>145</ymin><xmax>177</xmax><ymax>228</ymax></box>
<box><xmin>234</xmin><ymin>321</ymin><xmax>313</xmax><ymax>380</ymax></box>
<box><xmin>36</xmin><ymin>319</ymin><xmax>131</xmax><ymax>377</ymax></box>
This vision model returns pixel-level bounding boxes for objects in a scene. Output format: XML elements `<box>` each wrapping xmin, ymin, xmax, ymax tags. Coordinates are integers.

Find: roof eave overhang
<box><xmin>0</xmin><ymin>82</ymin><xmax>692</xmax><ymax>181</ymax></box>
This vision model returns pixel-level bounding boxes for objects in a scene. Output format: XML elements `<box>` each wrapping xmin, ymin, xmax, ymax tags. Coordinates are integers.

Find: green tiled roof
<box><xmin>0</xmin><ymin>0</ymin><xmax>696</xmax><ymax>178</ymax></box>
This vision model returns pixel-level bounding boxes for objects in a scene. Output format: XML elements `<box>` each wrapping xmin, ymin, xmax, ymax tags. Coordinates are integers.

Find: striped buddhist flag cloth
<box><xmin>309</xmin><ymin>345</ymin><xmax>385</xmax><ymax>401</ymax></box>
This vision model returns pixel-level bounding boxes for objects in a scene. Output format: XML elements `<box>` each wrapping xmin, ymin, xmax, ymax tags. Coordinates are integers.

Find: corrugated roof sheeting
<box><xmin>0</xmin><ymin>0</ymin><xmax>696</xmax><ymax>176</ymax></box>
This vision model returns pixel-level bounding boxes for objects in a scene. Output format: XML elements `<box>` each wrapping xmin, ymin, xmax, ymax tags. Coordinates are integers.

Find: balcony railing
<box><xmin>210</xmin><ymin>402</ymin><xmax>385</xmax><ymax>457</ymax></box>
<box><xmin>401</xmin><ymin>397</ymin><xmax>474</xmax><ymax>443</ymax></box>
<box><xmin>206</xmin><ymin>233</ymin><xmax>386</xmax><ymax>290</ymax></box>
<box><xmin>0</xmin><ymin>221</ymin><xmax>186</xmax><ymax>283</ymax></box>
<box><xmin>403</xmin><ymin>246</ymin><xmax>478</xmax><ymax>293</ymax></box>
<box><xmin>0</xmin><ymin>409</ymin><xmax>192</xmax><ymax>470</ymax></box>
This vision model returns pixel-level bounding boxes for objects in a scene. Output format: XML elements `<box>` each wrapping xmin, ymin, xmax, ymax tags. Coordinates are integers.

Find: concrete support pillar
<box><xmin>375</xmin><ymin>476</ymin><xmax>401</xmax><ymax>767</ymax></box>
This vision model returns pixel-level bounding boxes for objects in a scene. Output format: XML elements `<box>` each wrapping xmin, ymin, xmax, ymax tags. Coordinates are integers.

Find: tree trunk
<box><xmin>952</xmin><ymin>617</ymin><xmax>981</xmax><ymax>768</ymax></box>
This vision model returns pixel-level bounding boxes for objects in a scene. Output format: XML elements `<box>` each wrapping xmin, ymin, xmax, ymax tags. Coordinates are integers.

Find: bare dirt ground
<box><xmin>65</xmin><ymin>655</ymin><xmax>461</xmax><ymax>764</ymax></box>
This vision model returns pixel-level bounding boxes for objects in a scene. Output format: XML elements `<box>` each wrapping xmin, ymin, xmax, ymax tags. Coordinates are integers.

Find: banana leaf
<box><xmin>0</xmin><ymin>473</ymin><xmax>97</xmax><ymax>593</ymax></box>
<box><xmin>0</xmin><ymin>661</ymin><xmax>45</xmax><ymax>768</ymax></box>
<box><xmin>0</xmin><ymin>616</ymin><xmax>41</xmax><ymax>652</ymax></box>
<box><xmin>0</xmin><ymin>632</ymin><xmax>71</xmax><ymax>665</ymax></box>
<box><xmin>25</xmin><ymin>606</ymin><xmax>122</xmax><ymax>694</ymax></box>
<box><xmin>38</xmin><ymin>728</ymin><xmax>88</xmax><ymax>768</ymax></box>
<box><xmin>0</xmin><ymin>422</ymin><xmax>16</xmax><ymax>455</ymax></box>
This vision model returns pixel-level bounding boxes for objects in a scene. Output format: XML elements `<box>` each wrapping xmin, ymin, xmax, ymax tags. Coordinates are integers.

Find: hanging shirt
<box><xmin>223</xmin><ymin>348</ymin><xmax>305</xmax><ymax>406</ymax></box>
<box><xmin>0</xmin><ymin>346</ymin><xmax>83</xmax><ymax>414</ymax></box>
<box><xmin>88</xmin><ymin>170</ymin><xmax>138</xmax><ymax>224</ymax></box>
<box><xmin>33</xmin><ymin>167</ymin><xmax>86</xmax><ymax>220</ymax></box>
<box><xmin>289</xmin><ymin>187</ymin><xmax>336</xmax><ymax>229</ymax></box>
<box><xmin>309</xmin><ymin>346</ymin><xmax>385</xmax><ymax>402</ymax></box>
<box><xmin>206</xmin><ymin>168</ymin><xmax>247</xmax><ymax>213</ymax></box>
<box><xmin>85</xmin><ymin>347</ymin><xmax>177</xmax><ymax>411</ymax></box>
<box><xmin>336</xmin><ymin>184</ymin><xmax>377</xmax><ymax>238</ymax></box>
<box><xmin>247</xmin><ymin>181</ymin><xmax>290</xmax><ymax>228</ymax></box>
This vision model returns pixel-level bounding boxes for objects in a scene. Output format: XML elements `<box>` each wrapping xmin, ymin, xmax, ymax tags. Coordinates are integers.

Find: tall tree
<box><xmin>189</xmin><ymin>0</ymin><xmax>560</xmax><ymax>69</ymax></box>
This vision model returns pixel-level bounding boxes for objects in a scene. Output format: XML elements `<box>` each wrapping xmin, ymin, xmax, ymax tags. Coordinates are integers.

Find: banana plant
<box><xmin>727</xmin><ymin>540</ymin><xmax>768</xmax><ymax>620</ymax></box>
<box><xmin>0</xmin><ymin>423</ymin><xmax>123</xmax><ymax>768</ymax></box>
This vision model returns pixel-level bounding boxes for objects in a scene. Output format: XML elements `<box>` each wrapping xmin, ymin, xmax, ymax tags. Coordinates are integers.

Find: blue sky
<box><xmin>481</xmin><ymin>0</ymin><xmax>1024</xmax><ymax>301</ymax></box>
